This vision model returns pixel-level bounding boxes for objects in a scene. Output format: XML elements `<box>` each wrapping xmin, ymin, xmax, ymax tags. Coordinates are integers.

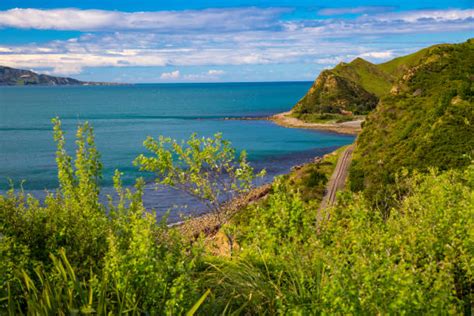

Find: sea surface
<box><xmin>0</xmin><ymin>82</ymin><xmax>354</xmax><ymax>221</ymax></box>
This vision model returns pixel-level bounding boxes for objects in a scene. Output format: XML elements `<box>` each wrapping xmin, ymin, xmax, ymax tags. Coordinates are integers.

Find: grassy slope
<box><xmin>350</xmin><ymin>39</ymin><xmax>474</xmax><ymax>207</ymax></box>
<box><xmin>231</xmin><ymin>147</ymin><xmax>343</xmax><ymax>227</ymax></box>
<box><xmin>292</xmin><ymin>42</ymin><xmax>450</xmax><ymax>117</ymax></box>
<box><xmin>333</xmin><ymin>58</ymin><xmax>393</xmax><ymax>97</ymax></box>
<box><xmin>204</xmin><ymin>147</ymin><xmax>343</xmax><ymax>256</ymax></box>
<box><xmin>378</xmin><ymin>47</ymin><xmax>432</xmax><ymax>77</ymax></box>
<box><xmin>293</xmin><ymin>69</ymin><xmax>379</xmax><ymax>115</ymax></box>
<box><xmin>292</xmin><ymin>58</ymin><xmax>391</xmax><ymax>115</ymax></box>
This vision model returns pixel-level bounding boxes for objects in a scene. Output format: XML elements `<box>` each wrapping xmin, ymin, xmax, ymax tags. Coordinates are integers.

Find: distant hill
<box><xmin>292</xmin><ymin>43</ymin><xmax>454</xmax><ymax>115</ymax></box>
<box><xmin>0</xmin><ymin>66</ymin><xmax>119</xmax><ymax>86</ymax></box>
<box><xmin>350</xmin><ymin>39</ymin><xmax>474</xmax><ymax>207</ymax></box>
<box><xmin>292</xmin><ymin>59</ymin><xmax>389</xmax><ymax>115</ymax></box>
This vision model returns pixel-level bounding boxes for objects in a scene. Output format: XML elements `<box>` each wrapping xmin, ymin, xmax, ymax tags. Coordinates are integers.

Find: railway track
<box><xmin>318</xmin><ymin>145</ymin><xmax>354</xmax><ymax>221</ymax></box>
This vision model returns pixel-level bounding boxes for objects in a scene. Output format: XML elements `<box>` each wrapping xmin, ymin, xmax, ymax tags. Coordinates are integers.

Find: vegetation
<box><xmin>134</xmin><ymin>133</ymin><xmax>265</xmax><ymax>227</ymax></box>
<box><xmin>1</xmin><ymin>120</ymin><xmax>472</xmax><ymax>314</ymax></box>
<box><xmin>292</xmin><ymin>39</ymin><xmax>473</xmax><ymax>121</ymax></box>
<box><xmin>350</xmin><ymin>39</ymin><xmax>474</xmax><ymax>211</ymax></box>
<box><xmin>0</xmin><ymin>66</ymin><xmax>84</xmax><ymax>86</ymax></box>
<box><xmin>291</xmin><ymin>112</ymin><xmax>358</xmax><ymax>124</ymax></box>
<box><xmin>0</xmin><ymin>119</ymin><xmax>207</xmax><ymax>314</ymax></box>
<box><xmin>293</xmin><ymin>68</ymin><xmax>380</xmax><ymax>115</ymax></box>
<box><xmin>1</xmin><ymin>40</ymin><xmax>473</xmax><ymax>314</ymax></box>
<box><xmin>203</xmin><ymin>165</ymin><xmax>473</xmax><ymax>314</ymax></box>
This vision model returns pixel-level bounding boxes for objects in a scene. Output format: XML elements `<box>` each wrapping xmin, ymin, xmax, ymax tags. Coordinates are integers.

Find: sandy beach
<box><xmin>270</xmin><ymin>111</ymin><xmax>363</xmax><ymax>135</ymax></box>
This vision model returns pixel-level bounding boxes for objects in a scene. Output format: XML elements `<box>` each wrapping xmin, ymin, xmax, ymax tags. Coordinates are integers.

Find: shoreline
<box><xmin>270</xmin><ymin>111</ymin><xmax>362</xmax><ymax>135</ymax></box>
<box><xmin>179</xmin><ymin>110</ymin><xmax>360</xmax><ymax>236</ymax></box>
<box><xmin>173</xmin><ymin>183</ymin><xmax>272</xmax><ymax>238</ymax></box>
<box><xmin>222</xmin><ymin>111</ymin><xmax>362</xmax><ymax>135</ymax></box>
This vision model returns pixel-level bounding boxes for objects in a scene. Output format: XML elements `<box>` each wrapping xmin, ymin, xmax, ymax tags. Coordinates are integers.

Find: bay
<box><xmin>0</xmin><ymin>82</ymin><xmax>354</xmax><ymax>221</ymax></box>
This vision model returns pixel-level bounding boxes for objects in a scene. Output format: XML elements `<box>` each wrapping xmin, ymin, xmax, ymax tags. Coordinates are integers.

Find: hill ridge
<box><xmin>0</xmin><ymin>65</ymin><xmax>121</xmax><ymax>86</ymax></box>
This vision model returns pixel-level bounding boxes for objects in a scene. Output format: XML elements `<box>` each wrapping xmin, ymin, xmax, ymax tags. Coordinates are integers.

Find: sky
<box><xmin>0</xmin><ymin>0</ymin><xmax>472</xmax><ymax>83</ymax></box>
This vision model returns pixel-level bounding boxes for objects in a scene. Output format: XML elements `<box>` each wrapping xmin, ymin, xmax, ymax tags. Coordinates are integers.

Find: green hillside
<box><xmin>292</xmin><ymin>68</ymin><xmax>380</xmax><ymax>115</ymax></box>
<box><xmin>332</xmin><ymin>57</ymin><xmax>393</xmax><ymax>97</ymax></box>
<box><xmin>350</xmin><ymin>39</ymin><xmax>474</xmax><ymax>208</ymax></box>
<box><xmin>377</xmin><ymin>45</ymin><xmax>437</xmax><ymax>77</ymax></box>
<box><xmin>292</xmin><ymin>42</ymin><xmax>463</xmax><ymax>117</ymax></box>
<box><xmin>0</xmin><ymin>66</ymin><xmax>83</xmax><ymax>85</ymax></box>
<box><xmin>293</xmin><ymin>57</ymin><xmax>394</xmax><ymax>116</ymax></box>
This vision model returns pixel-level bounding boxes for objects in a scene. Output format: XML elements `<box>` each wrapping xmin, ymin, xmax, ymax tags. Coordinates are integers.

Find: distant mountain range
<box><xmin>0</xmin><ymin>66</ymin><xmax>121</xmax><ymax>86</ymax></box>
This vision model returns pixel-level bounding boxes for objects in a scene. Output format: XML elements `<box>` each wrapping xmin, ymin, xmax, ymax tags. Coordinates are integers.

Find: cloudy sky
<box><xmin>0</xmin><ymin>0</ymin><xmax>472</xmax><ymax>82</ymax></box>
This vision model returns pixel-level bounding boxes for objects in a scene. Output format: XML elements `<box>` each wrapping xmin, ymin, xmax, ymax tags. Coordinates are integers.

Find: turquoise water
<box><xmin>0</xmin><ymin>82</ymin><xmax>354</xmax><ymax>220</ymax></box>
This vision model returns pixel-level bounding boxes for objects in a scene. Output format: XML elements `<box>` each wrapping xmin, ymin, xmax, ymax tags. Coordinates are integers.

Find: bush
<box><xmin>0</xmin><ymin>119</ymin><xmax>206</xmax><ymax>314</ymax></box>
<box><xmin>203</xmin><ymin>164</ymin><xmax>473</xmax><ymax>314</ymax></box>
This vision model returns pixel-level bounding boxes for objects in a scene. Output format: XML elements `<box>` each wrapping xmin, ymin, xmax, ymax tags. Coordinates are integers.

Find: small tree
<box><xmin>134</xmin><ymin>133</ymin><xmax>265</xmax><ymax>245</ymax></box>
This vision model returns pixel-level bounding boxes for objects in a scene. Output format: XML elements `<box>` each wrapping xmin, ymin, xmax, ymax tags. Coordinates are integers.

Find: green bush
<box><xmin>0</xmin><ymin>119</ymin><xmax>205</xmax><ymax>314</ymax></box>
<box><xmin>1</xmin><ymin>115</ymin><xmax>472</xmax><ymax>314</ymax></box>
<box><xmin>203</xmin><ymin>164</ymin><xmax>473</xmax><ymax>314</ymax></box>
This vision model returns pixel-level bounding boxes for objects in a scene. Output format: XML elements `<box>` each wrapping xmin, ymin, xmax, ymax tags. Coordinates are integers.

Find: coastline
<box><xmin>179</xmin><ymin>110</ymin><xmax>360</xmax><ymax>237</ymax></box>
<box><xmin>173</xmin><ymin>183</ymin><xmax>272</xmax><ymax>238</ymax></box>
<box><xmin>270</xmin><ymin>111</ymin><xmax>362</xmax><ymax>135</ymax></box>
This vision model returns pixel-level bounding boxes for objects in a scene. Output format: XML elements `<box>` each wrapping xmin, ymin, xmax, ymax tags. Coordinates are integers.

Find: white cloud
<box><xmin>318</xmin><ymin>6</ymin><xmax>395</xmax><ymax>16</ymax></box>
<box><xmin>160</xmin><ymin>70</ymin><xmax>180</xmax><ymax>80</ymax></box>
<box><xmin>360</xmin><ymin>51</ymin><xmax>394</xmax><ymax>59</ymax></box>
<box><xmin>207</xmin><ymin>69</ymin><xmax>225</xmax><ymax>75</ymax></box>
<box><xmin>181</xmin><ymin>69</ymin><xmax>226</xmax><ymax>81</ymax></box>
<box><xmin>0</xmin><ymin>7</ymin><xmax>289</xmax><ymax>32</ymax></box>
<box><xmin>0</xmin><ymin>7</ymin><xmax>471</xmax><ymax>79</ymax></box>
<box><xmin>371</xmin><ymin>9</ymin><xmax>474</xmax><ymax>23</ymax></box>
<box><xmin>44</xmin><ymin>64</ymin><xmax>84</xmax><ymax>76</ymax></box>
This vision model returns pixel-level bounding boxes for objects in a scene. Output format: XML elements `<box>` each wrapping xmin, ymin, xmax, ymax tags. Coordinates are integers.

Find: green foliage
<box><xmin>1</xmin><ymin>119</ymin><xmax>108</xmax><ymax>277</ymax></box>
<box><xmin>134</xmin><ymin>133</ymin><xmax>265</xmax><ymax>225</ymax></box>
<box><xmin>203</xmin><ymin>164</ymin><xmax>474</xmax><ymax>314</ymax></box>
<box><xmin>291</xmin><ymin>112</ymin><xmax>356</xmax><ymax>123</ymax></box>
<box><xmin>276</xmin><ymin>153</ymin><xmax>339</xmax><ymax>203</ymax></box>
<box><xmin>293</xmin><ymin>69</ymin><xmax>379</xmax><ymax>115</ymax></box>
<box><xmin>333</xmin><ymin>57</ymin><xmax>393</xmax><ymax>97</ymax></box>
<box><xmin>350</xmin><ymin>39</ymin><xmax>474</xmax><ymax>211</ymax></box>
<box><xmin>1</xmin><ymin>70</ymin><xmax>473</xmax><ymax>314</ymax></box>
<box><xmin>0</xmin><ymin>119</ymin><xmax>206</xmax><ymax>314</ymax></box>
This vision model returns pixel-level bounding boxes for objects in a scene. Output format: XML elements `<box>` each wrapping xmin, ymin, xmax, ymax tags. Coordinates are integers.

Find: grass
<box><xmin>291</xmin><ymin>112</ymin><xmax>358</xmax><ymax>124</ymax></box>
<box><xmin>350</xmin><ymin>38</ymin><xmax>474</xmax><ymax>210</ymax></box>
<box><xmin>333</xmin><ymin>58</ymin><xmax>393</xmax><ymax>97</ymax></box>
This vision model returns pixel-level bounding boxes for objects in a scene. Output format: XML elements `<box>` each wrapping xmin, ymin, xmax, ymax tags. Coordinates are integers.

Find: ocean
<box><xmin>0</xmin><ymin>82</ymin><xmax>354</xmax><ymax>221</ymax></box>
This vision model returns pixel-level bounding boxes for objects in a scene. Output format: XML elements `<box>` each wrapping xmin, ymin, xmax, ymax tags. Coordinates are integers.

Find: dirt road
<box><xmin>318</xmin><ymin>145</ymin><xmax>354</xmax><ymax>221</ymax></box>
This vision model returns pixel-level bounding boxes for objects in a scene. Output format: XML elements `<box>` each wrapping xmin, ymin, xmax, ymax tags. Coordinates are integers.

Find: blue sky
<box><xmin>0</xmin><ymin>1</ymin><xmax>472</xmax><ymax>82</ymax></box>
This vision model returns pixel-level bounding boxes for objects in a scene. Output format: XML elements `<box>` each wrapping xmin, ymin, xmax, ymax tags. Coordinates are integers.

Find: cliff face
<box><xmin>0</xmin><ymin>66</ymin><xmax>83</xmax><ymax>86</ymax></box>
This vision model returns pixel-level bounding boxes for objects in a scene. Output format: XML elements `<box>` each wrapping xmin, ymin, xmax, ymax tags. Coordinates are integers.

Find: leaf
<box><xmin>186</xmin><ymin>289</ymin><xmax>211</xmax><ymax>316</ymax></box>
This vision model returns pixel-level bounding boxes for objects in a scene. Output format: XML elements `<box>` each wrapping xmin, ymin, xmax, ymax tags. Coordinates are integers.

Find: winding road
<box><xmin>318</xmin><ymin>145</ymin><xmax>354</xmax><ymax>221</ymax></box>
